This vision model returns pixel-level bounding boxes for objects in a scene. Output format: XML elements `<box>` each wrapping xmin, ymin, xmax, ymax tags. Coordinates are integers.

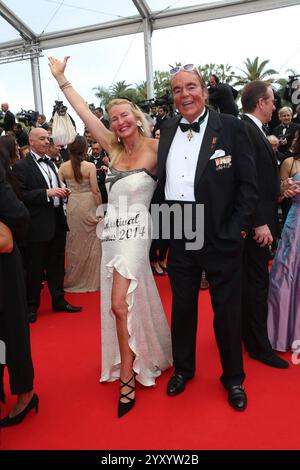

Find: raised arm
<box><xmin>48</xmin><ymin>56</ymin><xmax>112</xmax><ymax>153</ymax></box>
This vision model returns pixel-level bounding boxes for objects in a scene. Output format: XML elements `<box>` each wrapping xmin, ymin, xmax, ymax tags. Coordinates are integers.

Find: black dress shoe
<box><xmin>249</xmin><ymin>352</ymin><xmax>289</xmax><ymax>369</ymax></box>
<box><xmin>167</xmin><ymin>373</ymin><xmax>188</xmax><ymax>396</ymax></box>
<box><xmin>0</xmin><ymin>394</ymin><xmax>39</xmax><ymax>427</ymax></box>
<box><xmin>228</xmin><ymin>385</ymin><xmax>247</xmax><ymax>411</ymax></box>
<box><xmin>28</xmin><ymin>312</ymin><xmax>37</xmax><ymax>323</ymax></box>
<box><xmin>53</xmin><ymin>303</ymin><xmax>82</xmax><ymax>313</ymax></box>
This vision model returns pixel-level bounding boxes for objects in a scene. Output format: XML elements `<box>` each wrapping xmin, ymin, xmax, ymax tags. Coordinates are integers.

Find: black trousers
<box><xmin>167</xmin><ymin>240</ymin><xmax>245</xmax><ymax>389</ymax></box>
<box><xmin>26</xmin><ymin>227</ymin><xmax>66</xmax><ymax>313</ymax></box>
<box><xmin>0</xmin><ymin>246</ymin><xmax>34</xmax><ymax>402</ymax></box>
<box><xmin>149</xmin><ymin>239</ymin><xmax>169</xmax><ymax>263</ymax></box>
<box><xmin>242</xmin><ymin>235</ymin><xmax>272</xmax><ymax>355</ymax></box>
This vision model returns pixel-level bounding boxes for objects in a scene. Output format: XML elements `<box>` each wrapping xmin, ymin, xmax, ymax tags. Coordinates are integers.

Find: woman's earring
<box><xmin>117</xmin><ymin>137</ymin><xmax>121</xmax><ymax>143</ymax></box>
<box><xmin>136</xmin><ymin>120</ymin><xmax>145</xmax><ymax>133</ymax></box>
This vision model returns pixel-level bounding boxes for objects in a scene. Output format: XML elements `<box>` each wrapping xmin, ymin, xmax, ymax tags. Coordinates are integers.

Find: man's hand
<box><xmin>253</xmin><ymin>224</ymin><xmax>273</xmax><ymax>247</ymax></box>
<box><xmin>47</xmin><ymin>188</ymin><xmax>69</xmax><ymax>198</ymax></box>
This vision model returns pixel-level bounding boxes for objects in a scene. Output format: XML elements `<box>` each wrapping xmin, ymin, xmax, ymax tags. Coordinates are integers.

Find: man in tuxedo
<box><xmin>94</xmin><ymin>107</ymin><xmax>109</xmax><ymax>129</ymax></box>
<box><xmin>87</xmin><ymin>141</ymin><xmax>108</xmax><ymax>204</ymax></box>
<box><xmin>1</xmin><ymin>103</ymin><xmax>15</xmax><ymax>133</ymax></box>
<box><xmin>13</xmin><ymin>128</ymin><xmax>81</xmax><ymax>323</ymax></box>
<box><xmin>208</xmin><ymin>75</ymin><xmax>239</xmax><ymax>117</ymax></box>
<box><xmin>157</xmin><ymin>65</ymin><xmax>258</xmax><ymax>411</ymax></box>
<box><xmin>272</xmin><ymin>106</ymin><xmax>299</xmax><ymax>156</ymax></box>
<box><xmin>241</xmin><ymin>81</ymin><xmax>288</xmax><ymax>369</ymax></box>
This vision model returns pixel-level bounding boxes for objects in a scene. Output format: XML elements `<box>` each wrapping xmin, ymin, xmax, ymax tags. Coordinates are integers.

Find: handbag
<box><xmin>51</xmin><ymin>101</ymin><xmax>77</xmax><ymax>146</ymax></box>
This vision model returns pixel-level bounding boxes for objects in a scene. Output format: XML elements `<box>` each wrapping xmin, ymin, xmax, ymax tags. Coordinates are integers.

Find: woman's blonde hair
<box><xmin>107</xmin><ymin>99</ymin><xmax>151</xmax><ymax>164</ymax></box>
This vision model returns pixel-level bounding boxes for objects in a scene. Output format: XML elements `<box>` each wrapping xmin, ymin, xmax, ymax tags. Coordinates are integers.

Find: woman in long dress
<box><xmin>49</xmin><ymin>56</ymin><xmax>172</xmax><ymax>417</ymax></box>
<box><xmin>267</xmin><ymin>134</ymin><xmax>300</xmax><ymax>352</ymax></box>
<box><xmin>58</xmin><ymin>136</ymin><xmax>101</xmax><ymax>292</ymax></box>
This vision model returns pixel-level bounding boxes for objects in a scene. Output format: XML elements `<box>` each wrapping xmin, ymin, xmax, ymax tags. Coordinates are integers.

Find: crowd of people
<box><xmin>0</xmin><ymin>60</ymin><xmax>300</xmax><ymax>426</ymax></box>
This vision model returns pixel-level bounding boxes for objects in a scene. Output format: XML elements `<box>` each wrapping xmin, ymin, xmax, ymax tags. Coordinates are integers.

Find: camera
<box><xmin>284</xmin><ymin>75</ymin><xmax>300</xmax><ymax>108</ymax></box>
<box><xmin>52</xmin><ymin>100</ymin><xmax>68</xmax><ymax>117</ymax></box>
<box><xmin>137</xmin><ymin>99</ymin><xmax>154</xmax><ymax>114</ymax></box>
<box><xmin>16</xmin><ymin>109</ymin><xmax>39</xmax><ymax>127</ymax></box>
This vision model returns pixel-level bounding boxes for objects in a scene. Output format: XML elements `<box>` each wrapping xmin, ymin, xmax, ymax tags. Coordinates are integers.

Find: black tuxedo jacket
<box><xmin>209</xmin><ymin>83</ymin><xmax>239</xmax><ymax>116</ymax></box>
<box><xmin>241</xmin><ymin>115</ymin><xmax>280</xmax><ymax>237</ymax></box>
<box><xmin>3</xmin><ymin>110</ymin><xmax>16</xmax><ymax>132</ymax></box>
<box><xmin>157</xmin><ymin>109</ymin><xmax>258</xmax><ymax>254</ymax></box>
<box><xmin>12</xmin><ymin>153</ymin><xmax>68</xmax><ymax>242</ymax></box>
<box><xmin>0</xmin><ymin>170</ymin><xmax>29</xmax><ymax>311</ymax></box>
<box><xmin>273</xmin><ymin>122</ymin><xmax>299</xmax><ymax>155</ymax></box>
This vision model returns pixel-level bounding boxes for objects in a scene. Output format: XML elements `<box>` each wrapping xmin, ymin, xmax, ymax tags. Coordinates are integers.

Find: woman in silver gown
<box><xmin>49</xmin><ymin>56</ymin><xmax>172</xmax><ymax>418</ymax></box>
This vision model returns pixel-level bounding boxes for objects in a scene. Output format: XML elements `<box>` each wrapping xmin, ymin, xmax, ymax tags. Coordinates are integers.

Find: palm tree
<box><xmin>199</xmin><ymin>63</ymin><xmax>235</xmax><ymax>85</ymax></box>
<box><xmin>134</xmin><ymin>81</ymin><xmax>148</xmax><ymax>102</ymax></box>
<box><xmin>93</xmin><ymin>85</ymin><xmax>112</xmax><ymax>109</ymax></box>
<box><xmin>275</xmin><ymin>68</ymin><xmax>299</xmax><ymax>106</ymax></box>
<box><xmin>110</xmin><ymin>80</ymin><xmax>134</xmax><ymax>99</ymax></box>
<box><xmin>233</xmin><ymin>57</ymin><xmax>278</xmax><ymax>87</ymax></box>
<box><xmin>154</xmin><ymin>70</ymin><xmax>170</xmax><ymax>98</ymax></box>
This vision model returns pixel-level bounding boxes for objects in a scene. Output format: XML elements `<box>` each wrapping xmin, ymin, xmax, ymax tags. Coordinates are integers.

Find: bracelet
<box><xmin>60</xmin><ymin>80</ymin><xmax>71</xmax><ymax>90</ymax></box>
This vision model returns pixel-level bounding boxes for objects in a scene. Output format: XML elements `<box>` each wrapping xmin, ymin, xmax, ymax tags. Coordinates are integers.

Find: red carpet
<box><xmin>0</xmin><ymin>275</ymin><xmax>298</xmax><ymax>450</ymax></box>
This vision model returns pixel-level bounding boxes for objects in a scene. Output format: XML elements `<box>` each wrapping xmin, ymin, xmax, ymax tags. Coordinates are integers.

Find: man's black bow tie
<box><xmin>179</xmin><ymin>121</ymin><xmax>200</xmax><ymax>133</ymax></box>
<box><xmin>38</xmin><ymin>156</ymin><xmax>50</xmax><ymax>164</ymax></box>
<box><xmin>179</xmin><ymin>107</ymin><xmax>208</xmax><ymax>133</ymax></box>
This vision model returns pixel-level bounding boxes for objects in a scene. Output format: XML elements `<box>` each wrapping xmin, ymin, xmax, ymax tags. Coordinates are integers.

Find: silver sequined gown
<box><xmin>98</xmin><ymin>168</ymin><xmax>172</xmax><ymax>386</ymax></box>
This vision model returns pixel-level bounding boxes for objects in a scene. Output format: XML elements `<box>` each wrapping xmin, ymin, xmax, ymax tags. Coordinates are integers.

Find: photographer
<box><xmin>87</xmin><ymin>140</ymin><xmax>109</xmax><ymax>204</ymax></box>
<box><xmin>16</xmin><ymin>109</ymin><xmax>39</xmax><ymax>129</ymax></box>
<box><xmin>273</xmin><ymin>106</ymin><xmax>299</xmax><ymax>156</ymax></box>
<box><xmin>153</xmin><ymin>105</ymin><xmax>169</xmax><ymax>136</ymax></box>
<box><xmin>208</xmin><ymin>75</ymin><xmax>239</xmax><ymax>117</ymax></box>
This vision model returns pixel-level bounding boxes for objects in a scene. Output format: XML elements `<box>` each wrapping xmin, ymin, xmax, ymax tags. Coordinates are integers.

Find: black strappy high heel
<box><xmin>118</xmin><ymin>375</ymin><xmax>135</xmax><ymax>418</ymax></box>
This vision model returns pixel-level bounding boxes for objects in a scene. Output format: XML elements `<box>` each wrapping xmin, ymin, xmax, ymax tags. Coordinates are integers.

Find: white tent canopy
<box><xmin>0</xmin><ymin>0</ymin><xmax>299</xmax><ymax>112</ymax></box>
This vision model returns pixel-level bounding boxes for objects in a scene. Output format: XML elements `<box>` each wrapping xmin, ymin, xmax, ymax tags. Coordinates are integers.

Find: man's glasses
<box><xmin>169</xmin><ymin>64</ymin><xmax>196</xmax><ymax>76</ymax></box>
<box><xmin>262</xmin><ymin>97</ymin><xmax>277</xmax><ymax>105</ymax></box>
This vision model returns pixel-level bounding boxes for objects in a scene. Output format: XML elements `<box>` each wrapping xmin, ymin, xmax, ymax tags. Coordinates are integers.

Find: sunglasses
<box><xmin>169</xmin><ymin>64</ymin><xmax>196</xmax><ymax>76</ymax></box>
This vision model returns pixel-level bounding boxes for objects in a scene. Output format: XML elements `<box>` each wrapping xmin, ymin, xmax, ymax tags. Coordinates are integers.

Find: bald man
<box><xmin>1</xmin><ymin>102</ymin><xmax>15</xmax><ymax>133</ymax></box>
<box><xmin>13</xmin><ymin>128</ymin><xmax>81</xmax><ymax>322</ymax></box>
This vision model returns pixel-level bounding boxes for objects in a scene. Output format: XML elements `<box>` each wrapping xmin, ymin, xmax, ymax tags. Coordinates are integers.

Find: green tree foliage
<box><xmin>233</xmin><ymin>57</ymin><xmax>278</xmax><ymax>87</ymax></box>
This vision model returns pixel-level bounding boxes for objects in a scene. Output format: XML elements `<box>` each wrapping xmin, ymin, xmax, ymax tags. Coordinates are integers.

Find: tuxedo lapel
<box><xmin>158</xmin><ymin>115</ymin><xmax>181</xmax><ymax>181</ymax></box>
<box><xmin>28</xmin><ymin>153</ymin><xmax>49</xmax><ymax>188</ymax></box>
<box><xmin>194</xmin><ymin>110</ymin><xmax>222</xmax><ymax>189</ymax></box>
<box><xmin>48</xmin><ymin>160</ymin><xmax>61</xmax><ymax>187</ymax></box>
<box><xmin>242</xmin><ymin>115</ymin><xmax>277</xmax><ymax>171</ymax></box>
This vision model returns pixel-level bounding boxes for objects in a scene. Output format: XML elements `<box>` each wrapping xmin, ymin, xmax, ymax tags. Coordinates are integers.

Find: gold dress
<box><xmin>64</xmin><ymin>178</ymin><xmax>101</xmax><ymax>292</ymax></box>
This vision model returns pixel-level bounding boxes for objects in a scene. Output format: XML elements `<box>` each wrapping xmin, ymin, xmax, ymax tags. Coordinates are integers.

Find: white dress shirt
<box><xmin>32</xmin><ymin>151</ymin><xmax>60</xmax><ymax>207</ymax></box>
<box><xmin>245</xmin><ymin>113</ymin><xmax>266</xmax><ymax>136</ymax></box>
<box><xmin>165</xmin><ymin>109</ymin><xmax>208</xmax><ymax>201</ymax></box>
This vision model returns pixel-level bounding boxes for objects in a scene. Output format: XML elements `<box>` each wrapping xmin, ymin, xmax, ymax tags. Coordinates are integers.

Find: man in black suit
<box><xmin>208</xmin><ymin>75</ymin><xmax>239</xmax><ymax>117</ymax></box>
<box><xmin>273</xmin><ymin>106</ymin><xmax>299</xmax><ymax>156</ymax></box>
<box><xmin>241</xmin><ymin>81</ymin><xmax>289</xmax><ymax>369</ymax></box>
<box><xmin>157</xmin><ymin>65</ymin><xmax>258</xmax><ymax>411</ymax></box>
<box><xmin>87</xmin><ymin>141</ymin><xmax>108</xmax><ymax>205</ymax></box>
<box><xmin>13</xmin><ymin>128</ymin><xmax>81</xmax><ymax>323</ymax></box>
<box><xmin>1</xmin><ymin>103</ymin><xmax>15</xmax><ymax>133</ymax></box>
<box><xmin>94</xmin><ymin>107</ymin><xmax>109</xmax><ymax>129</ymax></box>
